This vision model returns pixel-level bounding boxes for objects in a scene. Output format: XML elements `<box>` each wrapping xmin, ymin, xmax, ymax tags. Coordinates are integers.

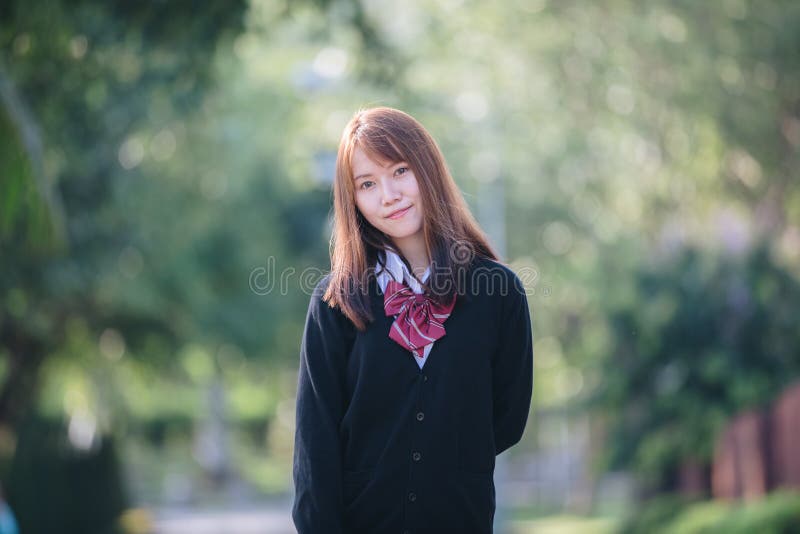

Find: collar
<box><xmin>375</xmin><ymin>248</ymin><xmax>430</xmax><ymax>295</ymax></box>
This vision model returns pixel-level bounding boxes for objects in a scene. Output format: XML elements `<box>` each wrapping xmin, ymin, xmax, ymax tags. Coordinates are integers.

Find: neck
<box><xmin>391</xmin><ymin>237</ymin><xmax>430</xmax><ymax>280</ymax></box>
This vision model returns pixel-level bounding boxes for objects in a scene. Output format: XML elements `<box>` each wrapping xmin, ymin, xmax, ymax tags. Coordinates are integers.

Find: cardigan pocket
<box><xmin>343</xmin><ymin>468</ymin><xmax>398</xmax><ymax>532</ymax></box>
<box><xmin>343</xmin><ymin>468</ymin><xmax>372</xmax><ymax>507</ymax></box>
<box><xmin>456</xmin><ymin>469</ymin><xmax>496</xmax><ymax>532</ymax></box>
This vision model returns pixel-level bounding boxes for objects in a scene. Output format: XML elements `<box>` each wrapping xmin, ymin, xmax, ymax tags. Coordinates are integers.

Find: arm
<box><xmin>292</xmin><ymin>277</ymin><xmax>353</xmax><ymax>534</ymax></box>
<box><xmin>492</xmin><ymin>272</ymin><xmax>534</xmax><ymax>456</ymax></box>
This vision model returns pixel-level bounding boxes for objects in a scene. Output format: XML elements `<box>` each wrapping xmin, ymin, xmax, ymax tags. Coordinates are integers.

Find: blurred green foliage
<box><xmin>618</xmin><ymin>491</ymin><xmax>800</xmax><ymax>534</ymax></box>
<box><xmin>595</xmin><ymin>245</ymin><xmax>800</xmax><ymax>488</ymax></box>
<box><xmin>8</xmin><ymin>416</ymin><xmax>127</xmax><ymax>534</ymax></box>
<box><xmin>0</xmin><ymin>105</ymin><xmax>54</xmax><ymax>248</ymax></box>
<box><xmin>0</xmin><ymin>0</ymin><xmax>799</xmax><ymax>528</ymax></box>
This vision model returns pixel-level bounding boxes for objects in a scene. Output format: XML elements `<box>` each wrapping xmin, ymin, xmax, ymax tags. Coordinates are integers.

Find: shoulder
<box><xmin>308</xmin><ymin>272</ymin><xmax>355</xmax><ymax>332</ymax></box>
<box><xmin>469</xmin><ymin>258</ymin><xmax>533</xmax><ymax>335</ymax></box>
<box><xmin>312</xmin><ymin>272</ymin><xmax>333</xmax><ymax>299</ymax></box>
<box><xmin>468</xmin><ymin>256</ymin><xmax>528</xmax><ymax>303</ymax></box>
<box><xmin>300</xmin><ymin>274</ymin><xmax>356</xmax><ymax>365</ymax></box>
<box><xmin>306</xmin><ymin>273</ymin><xmax>339</xmax><ymax>321</ymax></box>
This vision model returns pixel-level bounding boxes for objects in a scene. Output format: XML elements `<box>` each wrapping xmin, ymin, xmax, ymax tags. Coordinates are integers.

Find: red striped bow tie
<box><xmin>383</xmin><ymin>279</ymin><xmax>456</xmax><ymax>358</ymax></box>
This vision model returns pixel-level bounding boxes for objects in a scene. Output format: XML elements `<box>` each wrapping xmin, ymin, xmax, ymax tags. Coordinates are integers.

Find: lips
<box><xmin>386</xmin><ymin>205</ymin><xmax>412</xmax><ymax>219</ymax></box>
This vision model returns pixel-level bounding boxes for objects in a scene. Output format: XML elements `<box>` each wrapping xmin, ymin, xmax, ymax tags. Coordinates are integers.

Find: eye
<box><xmin>395</xmin><ymin>166</ymin><xmax>409</xmax><ymax>177</ymax></box>
<box><xmin>359</xmin><ymin>180</ymin><xmax>374</xmax><ymax>190</ymax></box>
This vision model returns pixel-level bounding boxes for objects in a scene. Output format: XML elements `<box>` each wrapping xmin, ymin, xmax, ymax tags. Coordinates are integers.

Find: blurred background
<box><xmin>2</xmin><ymin>0</ymin><xmax>800</xmax><ymax>533</ymax></box>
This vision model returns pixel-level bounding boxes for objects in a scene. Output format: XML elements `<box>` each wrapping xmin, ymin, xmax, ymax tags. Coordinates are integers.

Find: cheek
<box><xmin>354</xmin><ymin>194</ymin><xmax>380</xmax><ymax>224</ymax></box>
<box><xmin>406</xmin><ymin>177</ymin><xmax>422</xmax><ymax>206</ymax></box>
<box><xmin>407</xmin><ymin>176</ymin><xmax>421</xmax><ymax>198</ymax></box>
<box><xmin>354</xmin><ymin>192</ymin><xmax>368</xmax><ymax>213</ymax></box>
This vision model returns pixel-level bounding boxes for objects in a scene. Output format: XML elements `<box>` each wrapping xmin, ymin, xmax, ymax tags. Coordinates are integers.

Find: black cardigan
<box><xmin>292</xmin><ymin>257</ymin><xmax>534</xmax><ymax>534</ymax></box>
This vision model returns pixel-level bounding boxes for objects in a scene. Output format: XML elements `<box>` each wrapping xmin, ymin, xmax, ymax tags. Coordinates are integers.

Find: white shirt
<box><xmin>375</xmin><ymin>249</ymin><xmax>433</xmax><ymax>368</ymax></box>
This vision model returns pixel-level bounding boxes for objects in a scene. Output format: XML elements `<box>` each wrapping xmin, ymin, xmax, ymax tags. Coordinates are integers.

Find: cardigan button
<box><xmin>423</xmin><ymin>375</ymin><xmax>428</xmax><ymax>382</ymax></box>
<box><xmin>408</xmin><ymin>492</ymin><xmax>417</xmax><ymax>502</ymax></box>
<box><xmin>412</xmin><ymin>451</ymin><xmax>421</xmax><ymax>461</ymax></box>
<box><xmin>416</xmin><ymin>412</ymin><xmax>425</xmax><ymax>421</ymax></box>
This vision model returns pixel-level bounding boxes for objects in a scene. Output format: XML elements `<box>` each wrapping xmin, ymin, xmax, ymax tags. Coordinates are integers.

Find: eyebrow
<box><xmin>353</xmin><ymin>162</ymin><xmax>407</xmax><ymax>181</ymax></box>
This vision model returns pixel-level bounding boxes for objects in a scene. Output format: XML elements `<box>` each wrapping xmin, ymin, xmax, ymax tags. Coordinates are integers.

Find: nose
<box><xmin>380</xmin><ymin>178</ymin><xmax>401</xmax><ymax>205</ymax></box>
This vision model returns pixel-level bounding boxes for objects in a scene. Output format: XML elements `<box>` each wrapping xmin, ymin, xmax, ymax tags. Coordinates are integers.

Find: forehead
<box><xmin>351</xmin><ymin>146</ymin><xmax>396</xmax><ymax>174</ymax></box>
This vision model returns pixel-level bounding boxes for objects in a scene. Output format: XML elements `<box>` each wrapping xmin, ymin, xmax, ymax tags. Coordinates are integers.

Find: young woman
<box><xmin>292</xmin><ymin>107</ymin><xmax>533</xmax><ymax>534</ymax></box>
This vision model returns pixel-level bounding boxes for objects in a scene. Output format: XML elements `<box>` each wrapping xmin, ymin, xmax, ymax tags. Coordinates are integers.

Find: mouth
<box><xmin>386</xmin><ymin>205</ymin><xmax>412</xmax><ymax>219</ymax></box>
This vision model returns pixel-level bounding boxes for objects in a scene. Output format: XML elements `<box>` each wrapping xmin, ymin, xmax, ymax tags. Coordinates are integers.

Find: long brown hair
<box><xmin>323</xmin><ymin>107</ymin><xmax>498</xmax><ymax>330</ymax></box>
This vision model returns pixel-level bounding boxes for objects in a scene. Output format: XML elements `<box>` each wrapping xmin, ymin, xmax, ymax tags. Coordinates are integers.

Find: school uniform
<box><xmin>292</xmin><ymin>253</ymin><xmax>534</xmax><ymax>534</ymax></box>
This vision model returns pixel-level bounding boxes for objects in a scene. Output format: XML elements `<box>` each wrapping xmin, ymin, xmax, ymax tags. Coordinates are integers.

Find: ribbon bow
<box><xmin>383</xmin><ymin>279</ymin><xmax>456</xmax><ymax>358</ymax></box>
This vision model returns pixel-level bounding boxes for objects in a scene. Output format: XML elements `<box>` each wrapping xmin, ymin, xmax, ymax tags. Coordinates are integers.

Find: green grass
<box><xmin>509</xmin><ymin>514</ymin><xmax>618</xmax><ymax>534</ymax></box>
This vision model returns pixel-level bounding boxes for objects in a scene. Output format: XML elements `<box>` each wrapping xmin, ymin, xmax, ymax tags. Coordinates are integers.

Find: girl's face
<box><xmin>351</xmin><ymin>146</ymin><xmax>425</xmax><ymax>249</ymax></box>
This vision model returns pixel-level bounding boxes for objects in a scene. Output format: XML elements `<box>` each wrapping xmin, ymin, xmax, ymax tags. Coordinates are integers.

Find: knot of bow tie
<box><xmin>383</xmin><ymin>279</ymin><xmax>456</xmax><ymax>358</ymax></box>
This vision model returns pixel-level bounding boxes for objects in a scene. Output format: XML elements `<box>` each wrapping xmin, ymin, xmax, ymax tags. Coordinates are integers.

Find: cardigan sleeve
<box><xmin>492</xmin><ymin>272</ymin><xmax>534</xmax><ymax>456</ymax></box>
<box><xmin>292</xmin><ymin>276</ymin><xmax>353</xmax><ymax>534</ymax></box>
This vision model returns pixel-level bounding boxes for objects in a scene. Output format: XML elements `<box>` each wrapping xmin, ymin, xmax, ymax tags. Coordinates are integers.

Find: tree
<box><xmin>596</xmin><ymin>245</ymin><xmax>800</xmax><ymax>491</ymax></box>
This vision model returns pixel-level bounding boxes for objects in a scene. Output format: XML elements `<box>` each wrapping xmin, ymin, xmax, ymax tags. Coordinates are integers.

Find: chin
<box><xmin>384</xmin><ymin>226</ymin><xmax>424</xmax><ymax>240</ymax></box>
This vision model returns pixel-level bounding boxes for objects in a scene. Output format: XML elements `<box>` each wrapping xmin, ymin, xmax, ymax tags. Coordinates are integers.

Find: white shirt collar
<box><xmin>375</xmin><ymin>248</ymin><xmax>430</xmax><ymax>295</ymax></box>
